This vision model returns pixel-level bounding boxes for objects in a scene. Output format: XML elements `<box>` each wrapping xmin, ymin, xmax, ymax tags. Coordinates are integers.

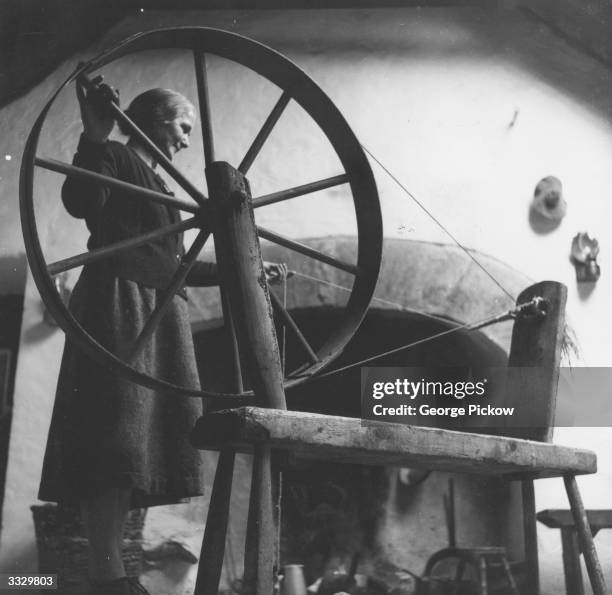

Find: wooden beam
<box><xmin>520</xmin><ymin>0</ymin><xmax>612</xmax><ymax>67</ymax></box>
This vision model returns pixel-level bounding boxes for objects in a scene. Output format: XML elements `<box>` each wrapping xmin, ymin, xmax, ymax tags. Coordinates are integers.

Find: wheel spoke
<box><xmin>127</xmin><ymin>230</ymin><xmax>210</xmax><ymax>365</ymax></box>
<box><xmin>238</xmin><ymin>90</ymin><xmax>291</xmax><ymax>175</ymax></box>
<box><xmin>36</xmin><ymin>157</ymin><xmax>200</xmax><ymax>214</ymax></box>
<box><xmin>48</xmin><ymin>217</ymin><xmax>200</xmax><ymax>276</ymax></box>
<box><xmin>269</xmin><ymin>289</ymin><xmax>319</xmax><ymax>365</ymax></box>
<box><xmin>257</xmin><ymin>227</ymin><xmax>359</xmax><ymax>275</ymax></box>
<box><xmin>252</xmin><ymin>174</ymin><xmax>349</xmax><ymax>208</ymax></box>
<box><xmin>194</xmin><ymin>50</ymin><xmax>215</xmax><ymax>167</ymax></box>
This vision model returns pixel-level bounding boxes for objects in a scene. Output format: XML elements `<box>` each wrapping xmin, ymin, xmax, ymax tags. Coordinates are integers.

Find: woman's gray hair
<box><xmin>118</xmin><ymin>88</ymin><xmax>195</xmax><ymax>137</ymax></box>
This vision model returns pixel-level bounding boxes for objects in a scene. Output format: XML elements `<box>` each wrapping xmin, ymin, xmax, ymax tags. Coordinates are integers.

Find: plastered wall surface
<box><xmin>1</xmin><ymin>7</ymin><xmax>612</xmax><ymax>593</ymax></box>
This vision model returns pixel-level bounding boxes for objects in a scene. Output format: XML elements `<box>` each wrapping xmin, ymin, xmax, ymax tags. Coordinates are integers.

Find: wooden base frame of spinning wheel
<box><xmin>20</xmin><ymin>26</ymin><xmax>383</xmax><ymax>401</ymax></box>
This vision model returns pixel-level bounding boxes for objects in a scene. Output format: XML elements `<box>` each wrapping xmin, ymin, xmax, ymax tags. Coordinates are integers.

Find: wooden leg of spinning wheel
<box><xmin>521</xmin><ymin>480</ymin><xmax>540</xmax><ymax>595</ymax></box>
<box><xmin>206</xmin><ymin>161</ymin><xmax>287</xmax><ymax>594</ymax></box>
<box><xmin>272</xmin><ymin>463</ymin><xmax>283</xmax><ymax>580</ymax></box>
<box><xmin>564</xmin><ymin>475</ymin><xmax>607</xmax><ymax>595</ymax></box>
<box><xmin>195</xmin><ymin>450</ymin><xmax>236</xmax><ymax>595</ymax></box>
<box><xmin>560</xmin><ymin>527</ymin><xmax>584</xmax><ymax>595</ymax></box>
<box><xmin>243</xmin><ymin>444</ymin><xmax>274</xmax><ymax>595</ymax></box>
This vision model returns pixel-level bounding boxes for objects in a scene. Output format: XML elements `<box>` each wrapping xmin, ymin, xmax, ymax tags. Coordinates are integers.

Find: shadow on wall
<box><xmin>0</xmin><ymin>254</ymin><xmax>28</xmax><ymax>567</ymax></box>
<box><xmin>0</xmin><ymin>541</ymin><xmax>37</xmax><ymax>576</ymax></box>
<box><xmin>0</xmin><ymin>255</ymin><xmax>58</xmax><ymax>344</ymax></box>
<box><xmin>0</xmin><ymin>254</ymin><xmax>27</xmax><ymax>296</ymax></box>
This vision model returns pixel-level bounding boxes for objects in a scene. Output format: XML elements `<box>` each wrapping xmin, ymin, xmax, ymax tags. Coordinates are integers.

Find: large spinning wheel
<box><xmin>20</xmin><ymin>27</ymin><xmax>382</xmax><ymax>399</ymax></box>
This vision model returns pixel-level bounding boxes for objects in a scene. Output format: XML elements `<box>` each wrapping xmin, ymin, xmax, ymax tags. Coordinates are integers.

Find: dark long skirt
<box><xmin>38</xmin><ymin>267</ymin><xmax>206</xmax><ymax>508</ymax></box>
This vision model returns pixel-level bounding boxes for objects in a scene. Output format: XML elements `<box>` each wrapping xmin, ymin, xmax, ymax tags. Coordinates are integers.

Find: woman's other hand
<box><xmin>263</xmin><ymin>262</ymin><xmax>289</xmax><ymax>284</ymax></box>
<box><xmin>76</xmin><ymin>75</ymin><xmax>119</xmax><ymax>143</ymax></box>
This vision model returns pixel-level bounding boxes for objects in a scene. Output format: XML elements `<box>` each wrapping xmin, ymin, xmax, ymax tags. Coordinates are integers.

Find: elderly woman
<box><xmin>38</xmin><ymin>81</ymin><xmax>278</xmax><ymax>595</ymax></box>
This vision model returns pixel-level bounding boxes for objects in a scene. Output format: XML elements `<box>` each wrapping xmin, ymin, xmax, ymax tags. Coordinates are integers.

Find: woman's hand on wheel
<box><xmin>263</xmin><ymin>262</ymin><xmax>289</xmax><ymax>284</ymax></box>
<box><xmin>76</xmin><ymin>74</ymin><xmax>119</xmax><ymax>143</ymax></box>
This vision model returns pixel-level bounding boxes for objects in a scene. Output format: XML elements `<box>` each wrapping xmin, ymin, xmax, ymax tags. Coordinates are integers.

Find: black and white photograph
<box><xmin>0</xmin><ymin>1</ymin><xmax>611</xmax><ymax>594</ymax></box>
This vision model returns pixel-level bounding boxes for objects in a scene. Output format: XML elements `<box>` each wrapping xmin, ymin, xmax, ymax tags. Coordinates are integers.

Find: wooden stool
<box><xmin>537</xmin><ymin>509</ymin><xmax>612</xmax><ymax>595</ymax></box>
<box><xmin>420</xmin><ymin>546</ymin><xmax>518</xmax><ymax>595</ymax></box>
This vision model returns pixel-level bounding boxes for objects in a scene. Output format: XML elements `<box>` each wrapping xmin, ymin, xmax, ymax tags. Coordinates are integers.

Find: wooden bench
<box><xmin>192</xmin><ymin>407</ymin><xmax>596</xmax><ymax>480</ymax></box>
<box><xmin>537</xmin><ymin>509</ymin><xmax>612</xmax><ymax>595</ymax></box>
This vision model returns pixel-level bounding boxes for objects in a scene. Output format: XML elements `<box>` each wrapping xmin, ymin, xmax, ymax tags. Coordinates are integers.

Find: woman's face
<box><xmin>151</xmin><ymin>111</ymin><xmax>195</xmax><ymax>160</ymax></box>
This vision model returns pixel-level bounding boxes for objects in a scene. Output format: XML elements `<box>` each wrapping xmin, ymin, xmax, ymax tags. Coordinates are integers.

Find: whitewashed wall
<box><xmin>1</xmin><ymin>7</ymin><xmax>612</xmax><ymax>594</ymax></box>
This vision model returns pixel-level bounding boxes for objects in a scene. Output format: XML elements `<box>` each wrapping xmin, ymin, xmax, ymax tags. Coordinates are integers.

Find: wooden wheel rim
<box><xmin>20</xmin><ymin>27</ymin><xmax>382</xmax><ymax>398</ymax></box>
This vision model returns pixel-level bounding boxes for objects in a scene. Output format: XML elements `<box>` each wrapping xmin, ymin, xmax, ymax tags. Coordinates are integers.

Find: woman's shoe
<box><xmin>91</xmin><ymin>577</ymin><xmax>150</xmax><ymax>595</ymax></box>
<box><xmin>91</xmin><ymin>577</ymin><xmax>130</xmax><ymax>595</ymax></box>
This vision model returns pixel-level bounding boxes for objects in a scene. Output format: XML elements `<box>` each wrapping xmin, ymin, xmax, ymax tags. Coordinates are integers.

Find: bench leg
<box><xmin>500</xmin><ymin>554</ymin><xmax>520</xmax><ymax>595</ymax></box>
<box><xmin>522</xmin><ymin>480</ymin><xmax>540</xmax><ymax>595</ymax></box>
<box><xmin>451</xmin><ymin>558</ymin><xmax>467</xmax><ymax>595</ymax></box>
<box><xmin>560</xmin><ymin>527</ymin><xmax>584</xmax><ymax>595</ymax></box>
<box><xmin>195</xmin><ymin>450</ymin><xmax>236</xmax><ymax>595</ymax></box>
<box><xmin>477</xmin><ymin>554</ymin><xmax>488</xmax><ymax>595</ymax></box>
<box><xmin>564</xmin><ymin>475</ymin><xmax>607</xmax><ymax>595</ymax></box>
<box><xmin>272</xmin><ymin>464</ymin><xmax>282</xmax><ymax>580</ymax></box>
<box><xmin>243</xmin><ymin>444</ymin><xmax>275</xmax><ymax>595</ymax></box>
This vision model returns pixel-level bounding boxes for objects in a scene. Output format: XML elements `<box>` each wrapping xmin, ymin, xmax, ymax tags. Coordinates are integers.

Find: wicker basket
<box><xmin>31</xmin><ymin>504</ymin><xmax>146</xmax><ymax>594</ymax></box>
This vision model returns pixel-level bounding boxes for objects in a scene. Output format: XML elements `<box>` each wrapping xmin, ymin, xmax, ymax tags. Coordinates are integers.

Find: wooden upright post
<box><xmin>506</xmin><ymin>280</ymin><xmax>567</xmax><ymax>442</ymax></box>
<box><xmin>506</xmin><ymin>281</ymin><xmax>567</xmax><ymax>595</ymax></box>
<box><xmin>206</xmin><ymin>162</ymin><xmax>286</xmax><ymax>409</ymax></box>
<box><xmin>206</xmin><ymin>161</ymin><xmax>286</xmax><ymax>595</ymax></box>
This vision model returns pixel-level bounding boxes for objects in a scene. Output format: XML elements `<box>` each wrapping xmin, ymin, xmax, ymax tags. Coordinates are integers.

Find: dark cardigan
<box><xmin>63</xmin><ymin>134</ymin><xmax>216</xmax><ymax>289</ymax></box>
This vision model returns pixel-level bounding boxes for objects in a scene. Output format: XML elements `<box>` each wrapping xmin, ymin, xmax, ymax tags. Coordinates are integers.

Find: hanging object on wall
<box><xmin>532</xmin><ymin>176</ymin><xmax>567</xmax><ymax>221</ymax></box>
<box><xmin>571</xmin><ymin>232</ymin><xmax>600</xmax><ymax>283</ymax></box>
